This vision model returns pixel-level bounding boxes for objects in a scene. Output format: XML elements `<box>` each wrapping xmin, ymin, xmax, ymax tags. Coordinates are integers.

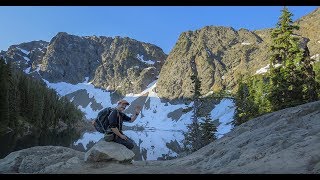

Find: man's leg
<box><xmin>113</xmin><ymin>136</ymin><xmax>134</xmax><ymax>149</ymax></box>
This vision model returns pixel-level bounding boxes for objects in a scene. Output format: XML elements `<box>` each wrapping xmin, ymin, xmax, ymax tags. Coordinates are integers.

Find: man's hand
<box><xmin>130</xmin><ymin>105</ymin><xmax>142</xmax><ymax>122</ymax></box>
<box><xmin>120</xmin><ymin>134</ymin><xmax>128</xmax><ymax>140</ymax></box>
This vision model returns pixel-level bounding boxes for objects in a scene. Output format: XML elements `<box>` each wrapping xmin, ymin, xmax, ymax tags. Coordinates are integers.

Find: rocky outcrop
<box><xmin>0</xmin><ymin>41</ymin><xmax>48</xmax><ymax>74</ymax></box>
<box><xmin>0</xmin><ymin>146</ymin><xmax>84</xmax><ymax>173</ymax></box>
<box><xmin>40</xmin><ymin>33</ymin><xmax>167</xmax><ymax>95</ymax></box>
<box><xmin>162</xmin><ymin>100</ymin><xmax>320</xmax><ymax>173</ymax></box>
<box><xmin>157</xmin><ymin>26</ymin><xmax>270</xmax><ymax>100</ymax></box>
<box><xmin>40</xmin><ymin>32</ymin><xmax>102</xmax><ymax>84</ymax></box>
<box><xmin>0</xmin><ymin>140</ymin><xmax>135</xmax><ymax>173</ymax></box>
<box><xmin>295</xmin><ymin>7</ymin><xmax>320</xmax><ymax>60</ymax></box>
<box><xmin>84</xmin><ymin>140</ymin><xmax>135</xmax><ymax>163</ymax></box>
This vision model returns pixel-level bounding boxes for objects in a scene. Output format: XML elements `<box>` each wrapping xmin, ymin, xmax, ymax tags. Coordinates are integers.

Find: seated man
<box><xmin>106</xmin><ymin>99</ymin><xmax>141</xmax><ymax>150</ymax></box>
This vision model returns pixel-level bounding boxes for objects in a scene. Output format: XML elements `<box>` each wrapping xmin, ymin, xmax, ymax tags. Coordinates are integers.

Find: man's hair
<box><xmin>117</xmin><ymin>99</ymin><xmax>130</xmax><ymax>106</ymax></box>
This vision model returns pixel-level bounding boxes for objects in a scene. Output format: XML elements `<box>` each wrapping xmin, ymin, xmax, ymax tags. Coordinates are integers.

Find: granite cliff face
<box><xmin>157</xmin><ymin>7</ymin><xmax>320</xmax><ymax>100</ymax></box>
<box><xmin>0</xmin><ymin>40</ymin><xmax>48</xmax><ymax>81</ymax></box>
<box><xmin>157</xmin><ymin>26</ymin><xmax>266</xmax><ymax>100</ymax></box>
<box><xmin>1</xmin><ymin>33</ymin><xmax>167</xmax><ymax>95</ymax></box>
<box><xmin>41</xmin><ymin>33</ymin><xmax>167</xmax><ymax>95</ymax></box>
<box><xmin>295</xmin><ymin>7</ymin><xmax>320</xmax><ymax>59</ymax></box>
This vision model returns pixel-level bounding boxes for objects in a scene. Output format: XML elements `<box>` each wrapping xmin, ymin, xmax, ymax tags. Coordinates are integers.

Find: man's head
<box><xmin>117</xmin><ymin>99</ymin><xmax>130</xmax><ymax>112</ymax></box>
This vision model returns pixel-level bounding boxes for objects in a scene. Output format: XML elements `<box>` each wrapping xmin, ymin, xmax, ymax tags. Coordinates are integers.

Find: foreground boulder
<box><xmin>84</xmin><ymin>140</ymin><xmax>135</xmax><ymax>163</ymax></box>
<box><xmin>0</xmin><ymin>146</ymin><xmax>84</xmax><ymax>173</ymax></box>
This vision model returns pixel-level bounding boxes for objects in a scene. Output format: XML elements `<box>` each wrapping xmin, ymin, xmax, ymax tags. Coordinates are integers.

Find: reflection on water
<box><xmin>0</xmin><ymin>128</ymin><xmax>184</xmax><ymax>161</ymax></box>
<box><xmin>0</xmin><ymin>129</ymin><xmax>81</xmax><ymax>159</ymax></box>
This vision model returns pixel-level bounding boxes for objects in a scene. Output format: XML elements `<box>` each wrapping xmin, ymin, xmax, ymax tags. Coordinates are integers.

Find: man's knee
<box><xmin>127</xmin><ymin>141</ymin><xmax>134</xmax><ymax>150</ymax></box>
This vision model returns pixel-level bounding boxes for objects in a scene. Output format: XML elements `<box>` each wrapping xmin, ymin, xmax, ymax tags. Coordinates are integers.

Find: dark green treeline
<box><xmin>0</xmin><ymin>58</ymin><xmax>84</xmax><ymax>134</ymax></box>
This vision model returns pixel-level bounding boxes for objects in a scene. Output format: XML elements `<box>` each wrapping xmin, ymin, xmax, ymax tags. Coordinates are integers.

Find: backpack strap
<box><xmin>110</xmin><ymin>109</ymin><xmax>122</xmax><ymax>134</ymax></box>
<box><xmin>104</xmin><ymin>108</ymin><xmax>115</xmax><ymax>133</ymax></box>
<box><xmin>117</xmin><ymin>110</ymin><xmax>122</xmax><ymax>131</ymax></box>
<box><xmin>105</xmin><ymin>109</ymin><xmax>122</xmax><ymax>133</ymax></box>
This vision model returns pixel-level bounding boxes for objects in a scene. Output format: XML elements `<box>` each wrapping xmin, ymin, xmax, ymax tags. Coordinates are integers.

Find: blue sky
<box><xmin>0</xmin><ymin>6</ymin><xmax>318</xmax><ymax>54</ymax></box>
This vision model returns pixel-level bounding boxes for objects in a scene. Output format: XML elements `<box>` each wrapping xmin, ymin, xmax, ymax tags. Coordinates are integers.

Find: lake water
<box><xmin>0</xmin><ymin>128</ymin><xmax>183</xmax><ymax>161</ymax></box>
<box><xmin>0</xmin><ymin>129</ymin><xmax>81</xmax><ymax>159</ymax></box>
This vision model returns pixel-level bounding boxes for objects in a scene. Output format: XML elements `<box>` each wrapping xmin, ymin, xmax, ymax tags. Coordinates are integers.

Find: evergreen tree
<box><xmin>183</xmin><ymin>56</ymin><xmax>219</xmax><ymax>153</ymax></box>
<box><xmin>0</xmin><ymin>61</ymin><xmax>84</xmax><ymax>133</ymax></box>
<box><xmin>268</xmin><ymin>7</ymin><xmax>318</xmax><ymax>111</ymax></box>
<box><xmin>183</xmin><ymin>57</ymin><xmax>203</xmax><ymax>153</ymax></box>
<box><xmin>18</xmin><ymin>75</ymin><xmax>28</xmax><ymax>116</ymax></box>
<box><xmin>0</xmin><ymin>59</ymin><xmax>10</xmax><ymax>132</ymax></box>
<box><xmin>234</xmin><ymin>77</ymin><xmax>259</xmax><ymax>125</ymax></box>
<box><xmin>269</xmin><ymin>7</ymin><xmax>299</xmax><ymax>110</ymax></box>
<box><xmin>300</xmin><ymin>47</ymin><xmax>318</xmax><ymax>102</ymax></box>
<box><xmin>314</xmin><ymin>61</ymin><xmax>320</xmax><ymax>97</ymax></box>
<box><xmin>249</xmin><ymin>75</ymin><xmax>272</xmax><ymax>114</ymax></box>
<box><xmin>32</xmin><ymin>86</ymin><xmax>44</xmax><ymax>128</ymax></box>
<box><xmin>183</xmin><ymin>121</ymin><xmax>202</xmax><ymax>153</ymax></box>
<box><xmin>199</xmin><ymin>114</ymin><xmax>217</xmax><ymax>146</ymax></box>
<box><xmin>8</xmin><ymin>63</ymin><xmax>20</xmax><ymax>128</ymax></box>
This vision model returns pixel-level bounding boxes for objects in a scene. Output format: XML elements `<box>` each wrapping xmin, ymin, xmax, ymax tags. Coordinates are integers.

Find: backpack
<box><xmin>93</xmin><ymin>107</ymin><xmax>114</xmax><ymax>133</ymax></box>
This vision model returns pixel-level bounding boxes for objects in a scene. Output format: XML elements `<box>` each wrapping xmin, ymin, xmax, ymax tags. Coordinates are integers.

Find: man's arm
<box><xmin>108</xmin><ymin>110</ymin><xmax>126</xmax><ymax>140</ymax></box>
<box><xmin>129</xmin><ymin>105</ymin><xmax>142</xmax><ymax>122</ymax></box>
<box><xmin>111</xmin><ymin>127</ymin><xmax>127</xmax><ymax>140</ymax></box>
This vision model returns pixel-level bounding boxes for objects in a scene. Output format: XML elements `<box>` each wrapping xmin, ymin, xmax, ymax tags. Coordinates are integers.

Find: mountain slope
<box><xmin>157</xmin><ymin>7</ymin><xmax>320</xmax><ymax>100</ymax></box>
<box><xmin>157</xmin><ymin>26</ymin><xmax>267</xmax><ymax>100</ymax></box>
<box><xmin>295</xmin><ymin>7</ymin><xmax>320</xmax><ymax>60</ymax></box>
<box><xmin>158</xmin><ymin>100</ymin><xmax>320</xmax><ymax>173</ymax></box>
<box><xmin>41</xmin><ymin>32</ymin><xmax>167</xmax><ymax>95</ymax></box>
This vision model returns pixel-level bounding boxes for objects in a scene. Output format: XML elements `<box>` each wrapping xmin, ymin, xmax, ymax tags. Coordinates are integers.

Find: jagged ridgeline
<box><xmin>0</xmin><ymin>33</ymin><xmax>167</xmax><ymax>97</ymax></box>
<box><xmin>157</xmin><ymin>8</ymin><xmax>320</xmax><ymax>101</ymax></box>
<box><xmin>0</xmin><ymin>59</ymin><xmax>84</xmax><ymax>134</ymax></box>
<box><xmin>40</xmin><ymin>33</ymin><xmax>167</xmax><ymax>96</ymax></box>
<box><xmin>1</xmin><ymin>8</ymin><xmax>319</xmax><ymax>103</ymax></box>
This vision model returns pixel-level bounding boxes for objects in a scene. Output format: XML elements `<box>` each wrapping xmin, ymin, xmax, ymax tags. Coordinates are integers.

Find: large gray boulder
<box><xmin>0</xmin><ymin>146</ymin><xmax>84</xmax><ymax>173</ymax></box>
<box><xmin>163</xmin><ymin>100</ymin><xmax>320</xmax><ymax>173</ymax></box>
<box><xmin>84</xmin><ymin>140</ymin><xmax>135</xmax><ymax>163</ymax></box>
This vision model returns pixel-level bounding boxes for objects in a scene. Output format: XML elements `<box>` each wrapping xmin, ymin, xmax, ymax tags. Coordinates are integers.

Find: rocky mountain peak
<box><xmin>1</xmin><ymin>31</ymin><xmax>167</xmax><ymax>95</ymax></box>
<box><xmin>157</xmin><ymin>8</ymin><xmax>320</xmax><ymax>101</ymax></box>
<box><xmin>16</xmin><ymin>32</ymin><xmax>167</xmax><ymax>95</ymax></box>
<box><xmin>157</xmin><ymin>26</ymin><xmax>266</xmax><ymax>100</ymax></box>
<box><xmin>0</xmin><ymin>40</ymin><xmax>48</xmax><ymax>74</ymax></box>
